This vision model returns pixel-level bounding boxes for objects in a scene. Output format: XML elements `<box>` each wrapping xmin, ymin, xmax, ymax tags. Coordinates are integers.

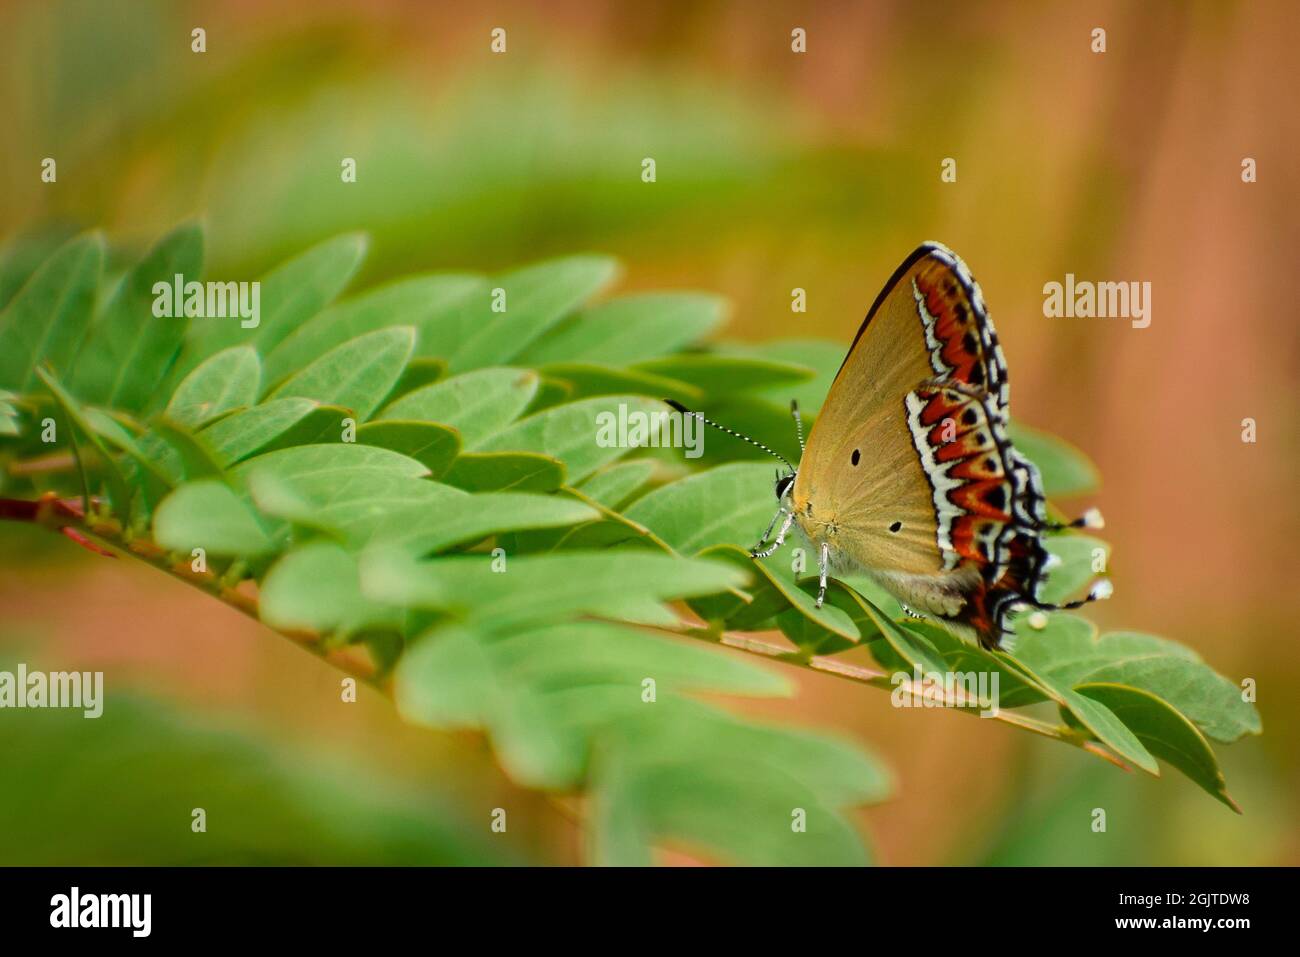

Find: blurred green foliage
<box><xmin>0</xmin><ymin>657</ymin><xmax>519</xmax><ymax>865</ymax></box>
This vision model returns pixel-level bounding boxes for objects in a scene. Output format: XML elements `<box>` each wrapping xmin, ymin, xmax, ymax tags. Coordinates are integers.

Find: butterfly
<box><xmin>669</xmin><ymin>242</ymin><xmax>1109</xmax><ymax>650</ymax></box>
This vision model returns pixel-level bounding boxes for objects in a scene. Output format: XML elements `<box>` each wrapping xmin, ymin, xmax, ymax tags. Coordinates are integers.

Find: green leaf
<box><xmin>532</xmin><ymin>377</ymin><xmax>573</xmax><ymax>410</ymax></box>
<box><xmin>388</xmin><ymin>357</ymin><xmax>447</xmax><ymax>398</ymax></box>
<box><xmin>34</xmin><ymin>366</ymin><xmax>134</xmax><ymax>519</ymax></box>
<box><xmin>1075</xmin><ymin>682</ymin><xmax>1238</xmax><ymax>811</ymax></box>
<box><xmin>689</xmin><ymin>395</ymin><xmax>803</xmax><ymax>464</ymax></box>
<box><xmin>446</xmin><ymin>255</ymin><xmax>619</xmax><ymax>372</ymax></box>
<box><xmin>1008</xmin><ymin>421</ymin><xmax>1101</xmax><ymax>498</ymax></box>
<box><xmin>379</xmin><ymin>367</ymin><xmax>539</xmax><ymax>447</ymax></box>
<box><xmin>1055</xmin><ymin>685</ymin><xmax>1159</xmax><ymax>774</ymax></box>
<box><xmin>260</xmin><ymin>542</ymin><xmax>403</xmax><ymax>637</ymax></box>
<box><xmin>71</xmin><ymin>222</ymin><xmax>204</xmax><ymax>411</ymax></box>
<box><xmin>262</xmin><ymin>273</ymin><xmax>483</xmax><ymax>388</ymax></box>
<box><xmin>478</xmin><ymin>395</ymin><xmax>667</xmax><ymax>484</ymax></box>
<box><xmin>233</xmin><ymin>445</ymin><xmax>432</xmax><ymax>544</ymax></box>
<box><xmin>692</xmin><ymin>544</ymin><xmax>860</xmax><ymax>644</ymax></box>
<box><xmin>241</xmin><ymin>231</ymin><xmax>368</xmax><ymax>355</ymax></box>
<box><xmin>185</xmin><ymin>232</ymin><xmax>368</xmax><ymax>364</ymax></box>
<box><xmin>242</xmin><ymin>462</ymin><xmax>444</xmax><ymax>534</ymax></box>
<box><xmin>859</xmin><ymin>612</ymin><xmax>1156</xmax><ymax>772</ymax></box>
<box><xmin>842</xmin><ymin>590</ymin><xmax>949</xmax><ymax>676</ymax></box>
<box><xmin>505</xmin><ymin>492</ymin><xmax>665</xmax><ymax>555</ymax></box>
<box><xmin>165</xmin><ymin>345</ymin><xmax>261</xmax><ymax>429</ymax></box>
<box><xmin>594</xmin><ymin>755</ymin><xmax>871</xmax><ymax>866</ymax></box>
<box><xmin>150</xmin><ymin>419</ymin><xmax>227</xmax><ymax>480</ymax></box>
<box><xmin>768</xmin><ymin>582</ymin><xmax>871</xmax><ymax>656</ymax></box>
<box><xmin>234</xmin><ymin>442</ymin><xmax>430</xmax><ymax>484</ymax></box>
<box><xmin>883</xmin><ymin>616</ymin><xmax>1045</xmax><ymax>707</ymax></box>
<box><xmin>153</xmin><ymin>479</ymin><xmax>276</xmax><ymax>557</ymax></box>
<box><xmin>0</xmin><ymin>390</ymin><xmax>20</xmax><ymax>436</ymax></box>
<box><xmin>1011</xmin><ymin>623</ymin><xmax>1261</xmax><ymax>743</ymax></box>
<box><xmin>0</xmin><ymin>232</ymin><xmax>104</xmax><ymax>393</ymax></box>
<box><xmin>82</xmin><ymin>414</ymin><xmax>179</xmax><ymax>495</ymax></box>
<box><xmin>441</xmin><ymin>451</ymin><xmax>565</xmax><ymax>492</ymax></box>
<box><xmin>242</xmin><ymin>403</ymin><xmax>353</xmax><ymax>452</ymax></box>
<box><xmin>536</xmin><ymin>362</ymin><xmax>703</xmax><ymax>405</ymax></box>
<box><xmin>361</xmin><ymin>550</ymin><xmax>749</xmax><ymax>632</ymax></box>
<box><xmin>576</xmin><ymin>460</ymin><xmax>658</xmax><ymax>510</ymax></box>
<box><xmin>242</xmin><ymin>451</ymin><xmax>593</xmax><ymax>556</ymax></box>
<box><xmin>634</xmin><ymin>353</ymin><xmax>815</xmax><ymax>397</ymax></box>
<box><xmin>521</xmin><ymin>293</ymin><xmax>725</xmax><ymax>366</ymax></box>
<box><xmin>393</xmin><ymin>625</ymin><xmax>886</xmax><ymax>866</ymax></box>
<box><xmin>197</xmin><ymin>397</ymin><xmax>320</xmax><ymax>466</ymax></box>
<box><xmin>725</xmin><ymin>338</ymin><xmax>845</xmax><ymax>414</ymax></box>
<box><xmin>885</xmin><ymin>618</ymin><xmax>1046</xmax><ymax>707</ymax></box>
<box><xmin>269</xmin><ymin>327</ymin><xmax>414</xmax><ymax>421</ymax></box>
<box><xmin>589</xmin><ymin>698</ymin><xmax>889</xmax><ymax>865</ymax></box>
<box><xmin>355</xmin><ymin>420</ymin><xmax>460</xmax><ymax>477</ymax></box>
<box><xmin>0</xmin><ymin>221</ymin><xmax>81</xmax><ymax>311</ymax></box>
<box><xmin>624</xmin><ymin>461</ymin><xmax>773</xmax><ymax>555</ymax></box>
<box><xmin>379</xmin><ymin>488</ymin><xmax>598</xmax><ymax>556</ymax></box>
<box><xmin>1039</xmin><ymin>534</ymin><xmax>1109</xmax><ymax>605</ymax></box>
<box><xmin>364</xmin><ymin>490</ymin><xmax>599</xmax><ymax>556</ymax></box>
<box><xmin>395</xmin><ymin>624</ymin><xmax>809</xmax><ymax>793</ymax></box>
<box><xmin>398</xmin><ymin>621</ymin><xmax>790</xmax><ymax>735</ymax></box>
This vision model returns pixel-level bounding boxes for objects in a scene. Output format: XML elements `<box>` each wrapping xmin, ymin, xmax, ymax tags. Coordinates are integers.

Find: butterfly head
<box><xmin>774</xmin><ymin>469</ymin><xmax>796</xmax><ymax>502</ymax></box>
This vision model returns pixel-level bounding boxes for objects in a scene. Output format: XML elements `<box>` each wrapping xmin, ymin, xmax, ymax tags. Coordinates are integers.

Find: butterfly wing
<box><xmin>837</xmin><ymin>243</ymin><xmax>1010</xmax><ymax>409</ymax></box>
<box><xmin>791</xmin><ymin>242</ymin><xmax>1049</xmax><ymax>647</ymax></box>
<box><xmin>902</xmin><ymin>381</ymin><xmax>1052</xmax><ymax>641</ymax></box>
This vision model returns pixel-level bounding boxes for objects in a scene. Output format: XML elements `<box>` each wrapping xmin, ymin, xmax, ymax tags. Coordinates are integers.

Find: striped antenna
<box><xmin>790</xmin><ymin>400</ymin><xmax>805</xmax><ymax>455</ymax></box>
<box><xmin>1027</xmin><ymin>579</ymin><xmax>1113</xmax><ymax>612</ymax></box>
<box><xmin>664</xmin><ymin>399</ymin><xmax>795</xmax><ymax>472</ymax></box>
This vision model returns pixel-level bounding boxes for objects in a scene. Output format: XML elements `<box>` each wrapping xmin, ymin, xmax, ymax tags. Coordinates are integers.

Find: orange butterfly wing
<box><xmin>791</xmin><ymin>243</ymin><xmax>1049</xmax><ymax>648</ymax></box>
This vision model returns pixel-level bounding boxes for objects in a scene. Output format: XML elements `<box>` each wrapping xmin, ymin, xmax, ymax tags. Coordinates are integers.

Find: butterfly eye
<box><xmin>888</xmin><ymin>521</ymin><xmax>902</xmax><ymax>533</ymax></box>
<box><xmin>851</xmin><ymin>449</ymin><xmax>861</xmax><ymax>466</ymax></box>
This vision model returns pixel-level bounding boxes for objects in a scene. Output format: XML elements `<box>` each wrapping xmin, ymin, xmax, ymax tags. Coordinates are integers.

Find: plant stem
<box><xmin>3</xmin><ymin>493</ymin><xmax>1128</xmax><ymax>772</ymax></box>
<box><xmin>670</xmin><ymin>624</ymin><xmax>1130</xmax><ymax>771</ymax></box>
<box><xmin>0</xmin><ymin>494</ymin><xmax>380</xmax><ymax>688</ymax></box>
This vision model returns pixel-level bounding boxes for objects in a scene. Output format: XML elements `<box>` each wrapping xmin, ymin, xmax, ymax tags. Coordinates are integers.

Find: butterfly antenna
<box><xmin>790</xmin><ymin>400</ymin><xmax>805</xmax><ymax>455</ymax></box>
<box><xmin>664</xmin><ymin>399</ymin><xmax>795</xmax><ymax>471</ymax></box>
<box><xmin>1027</xmin><ymin>579</ymin><xmax>1114</xmax><ymax>611</ymax></box>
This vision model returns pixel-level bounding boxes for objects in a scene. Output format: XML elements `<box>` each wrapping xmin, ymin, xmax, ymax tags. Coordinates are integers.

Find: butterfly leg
<box><xmin>815</xmin><ymin>542</ymin><xmax>830</xmax><ymax>607</ymax></box>
<box><xmin>751</xmin><ymin>508</ymin><xmax>794</xmax><ymax>559</ymax></box>
<box><xmin>752</xmin><ymin>505</ymin><xmax>786</xmax><ymax>553</ymax></box>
